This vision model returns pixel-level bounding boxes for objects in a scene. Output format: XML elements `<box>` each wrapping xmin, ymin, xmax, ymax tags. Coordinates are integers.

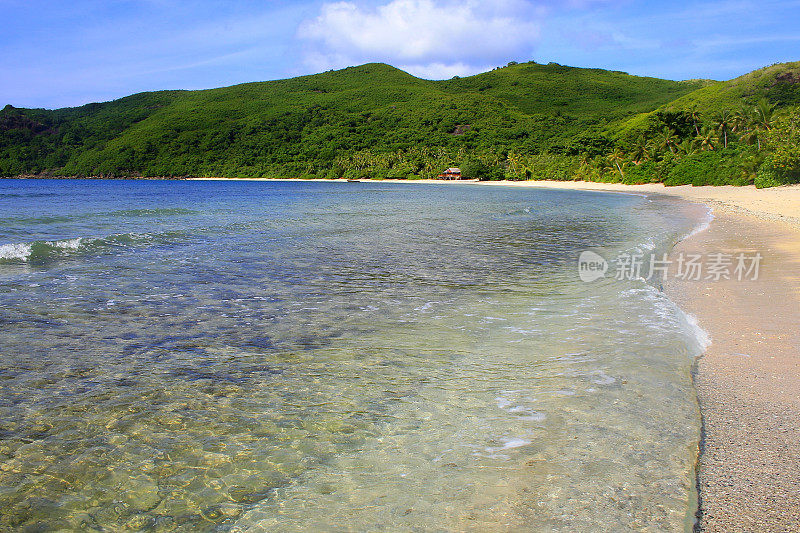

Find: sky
<box><xmin>2</xmin><ymin>0</ymin><xmax>799</xmax><ymax>109</ymax></box>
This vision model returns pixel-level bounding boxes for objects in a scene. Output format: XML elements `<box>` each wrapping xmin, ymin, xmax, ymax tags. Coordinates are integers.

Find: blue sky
<box><xmin>2</xmin><ymin>0</ymin><xmax>799</xmax><ymax>109</ymax></box>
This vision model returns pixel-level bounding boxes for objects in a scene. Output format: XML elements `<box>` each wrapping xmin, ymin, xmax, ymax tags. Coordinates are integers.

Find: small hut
<box><xmin>438</xmin><ymin>167</ymin><xmax>462</xmax><ymax>180</ymax></box>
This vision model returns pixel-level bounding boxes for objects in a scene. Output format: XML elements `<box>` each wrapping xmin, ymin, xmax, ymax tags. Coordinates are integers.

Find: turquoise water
<box><xmin>0</xmin><ymin>179</ymin><xmax>707</xmax><ymax>531</ymax></box>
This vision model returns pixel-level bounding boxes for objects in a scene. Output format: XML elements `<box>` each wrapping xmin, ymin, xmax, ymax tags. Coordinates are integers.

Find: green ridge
<box><xmin>1</xmin><ymin>60</ymin><xmax>799</xmax><ymax>186</ymax></box>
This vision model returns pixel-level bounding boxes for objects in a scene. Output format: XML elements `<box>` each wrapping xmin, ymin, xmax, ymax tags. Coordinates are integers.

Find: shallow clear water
<box><xmin>0</xmin><ymin>179</ymin><xmax>707</xmax><ymax>531</ymax></box>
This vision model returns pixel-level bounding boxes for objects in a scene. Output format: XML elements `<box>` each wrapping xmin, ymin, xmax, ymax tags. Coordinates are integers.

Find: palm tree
<box><xmin>713</xmin><ymin>110</ymin><xmax>733</xmax><ymax>149</ymax></box>
<box><xmin>696</xmin><ymin>126</ymin><xmax>716</xmax><ymax>151</ymax></box>
<box><xmin>607</xmin><ymin>148</ymin><xmax>627</xmax><ymax>180</ymax></box>
<box><xmin>752</xmin><ymin>98</ymin><xmax>775</xmax><ymax>150</ymax></box>
<box><xmin>678</xmin><ymin>138</ymin><xmax>695</xmax><ymax>156</ymax></box>
<box><xmin>689</xmin><ymin>106</ymin><xmax>703</xmax><ymax>136</ymax></box>
<box><xmin>630</xmin><ymin>135</ymin><xmax>649</xmax><ymax>164</ymax></box>
<box><xmin>505</xmin><ymin>151</ymin><xmax>523</xmax><ymax>178</ymax></box>
<box><xmin>657</xmin><ymin>127</ymin><xmax>678</xmax><ymax>153</ymax></box>
<box><xmin>733</xmin><ymin>104</ymin><xmax>754</xmax><ymax>135</ymax></box>
<box><xmin>594</xmin><ymin>156</ymin><xmax>613</xmax><ymax>175</ymax></box>
<box><xmin>733</xmin><ymin>105</ymin><xmax>759</xmax><ymax>148</ymax></box>
<box><xmin>755</xmin><ymin>98</ymin><xmax>774</xmax><ymax>131</ymax></box>
<box><xmin>645</xmin><ymin>140</ymin><xmax>660</xmax><ymax>161</ymax></box>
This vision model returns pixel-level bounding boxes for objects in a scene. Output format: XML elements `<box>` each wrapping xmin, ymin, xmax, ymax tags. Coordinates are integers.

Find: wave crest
<box><xmin>0</xmin><ymin>234</ymin><xmax>147</xmax><ymax>264</ymax></box>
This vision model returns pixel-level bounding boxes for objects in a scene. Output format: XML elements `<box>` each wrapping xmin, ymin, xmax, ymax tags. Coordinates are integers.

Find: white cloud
<box><xmin>297</xmin><ymin>0</ymin><xmax>542</xmax><ymax>78</ymax></box>
<box><xmin>397</xmin><ymin>61</ymin><xmax>492</xmax><ymax>79</ymax></box>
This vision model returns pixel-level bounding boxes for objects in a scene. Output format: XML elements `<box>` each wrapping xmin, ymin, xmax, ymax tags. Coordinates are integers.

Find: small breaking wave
<box><xmin>683</xmin><ymin>205</ymin><xmax>715</xmax><ymax>241</ymax></box>
<box><xmin>629</xmin><ymin>280</ymin><xmax>712</xmax><ymax>356</ymax></box>
<box><xmin>683</xmin><ymin>312</ymin><xmax>712</xmax><ymax>352</ymax></box>
<box><xmin>0</xmin><ymin>233</ymin><xmax>150</xmax><ymax>264</ymax></box>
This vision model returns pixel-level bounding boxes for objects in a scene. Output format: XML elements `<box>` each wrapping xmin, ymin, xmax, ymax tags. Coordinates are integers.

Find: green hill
<box><xmin>615</xmin><ymin>61</ymin><xmax>800</xmax><ymax>137</ymax></box>
<box><xmin>1</xmin><ymin>60</ymin><xmax>799</xmax><ymax>186</ymax></box>
<box><xmin>663</xmin><ymin>61</ymin><xmax>800</xmax><ymax>112</ymax></box>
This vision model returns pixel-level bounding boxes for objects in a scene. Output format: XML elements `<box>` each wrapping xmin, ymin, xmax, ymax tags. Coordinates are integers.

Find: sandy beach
<box><xmin>666</xmin><ymin>211</ymin><xmax>800</xmax><ymax>531</ymax></box>
<box><xmin>481</xmin><ymin>181</ymin><xmax>800</xmax><ymax>227</ymax></box>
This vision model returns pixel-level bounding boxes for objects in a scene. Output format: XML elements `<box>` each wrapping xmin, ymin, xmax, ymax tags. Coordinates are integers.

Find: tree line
<box><xmin>299</xmin><ymin>99</ymin><xmax>799</xmax><ymax>188</ymax></box>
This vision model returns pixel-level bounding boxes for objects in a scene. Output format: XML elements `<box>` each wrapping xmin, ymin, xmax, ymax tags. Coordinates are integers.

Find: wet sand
<box><xmin>664</xmin><ymin>211</ymin><xmax>800</xmax><ymax>532</ymax></box>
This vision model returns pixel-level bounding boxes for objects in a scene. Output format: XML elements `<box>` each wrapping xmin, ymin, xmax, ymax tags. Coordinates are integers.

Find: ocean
<box><xmin>0</xmin><ymin>179</ymin><xmax>709</xmax><ymax>531</ymax></box>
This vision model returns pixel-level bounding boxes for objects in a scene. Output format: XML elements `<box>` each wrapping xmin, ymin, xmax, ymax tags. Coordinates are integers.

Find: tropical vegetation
<box><xmin>1</xmin><ymin>60</ymin><xmax>799</xmax><ymax>187</ymax></box>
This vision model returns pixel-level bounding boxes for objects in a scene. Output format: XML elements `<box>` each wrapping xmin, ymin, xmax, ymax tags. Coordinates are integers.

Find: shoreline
<box><xmin>481</xmin><ymin>180</ymin><xmax>800</xmax><ymax>530</ymax></box>
<box><xmin>473</xmin><ymin>180</ymin><xmax>800</xmax><ymax>227</ymax></box>
<box><xmin>196</xmin><ymin>176</ymin><xmax>800</xmax><ymax>528</ymax></box>
<box><xmin>665</xmin><ymin>211</ymin><xmax>800</xmax><ymax>531</ymax></box>
<box><xmin>187</xmin><ymin>177</ymin><xmax>800</xmax><ymax>227</ymax></box>
<box><xmin>382</xmin><ymin>178</ymin><xmax>800</xmax><ymax>529</ymax></box>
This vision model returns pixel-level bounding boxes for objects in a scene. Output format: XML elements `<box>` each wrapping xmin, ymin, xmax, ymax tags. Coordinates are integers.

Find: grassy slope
<box><xmin>663</xmin><ymin>61</ymin><xmax>800</xmax><ymax>112</ymax></box>
<box><xmin>614</xmin><ymin>61</ymin><xmax>800</xmax><ymax>140</ymax></box>
<box><xmin>441</xmin><ymin>62</ymin><xmax>703</xmax><ymax>120</ymax></box>
<box><xmin>0</xmin><ymin>62</ymin><xmax>704</xmax><ymax>177</ymax></box>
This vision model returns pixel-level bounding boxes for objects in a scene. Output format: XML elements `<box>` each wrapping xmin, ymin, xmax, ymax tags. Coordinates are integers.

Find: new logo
<box><xmin>578</xmin><ymin>251</ymin><xmax>608</xmax><ymax>282</ymax></box>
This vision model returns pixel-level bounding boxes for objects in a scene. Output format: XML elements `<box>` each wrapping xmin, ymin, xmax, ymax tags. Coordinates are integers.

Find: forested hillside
<box><xmin>1</xmin><ymin>60</ymin><xmax>799</xmax><ymax>186</ymax></box>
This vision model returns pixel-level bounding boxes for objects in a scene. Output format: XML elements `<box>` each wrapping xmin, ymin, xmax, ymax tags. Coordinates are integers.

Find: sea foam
<box><xmin>0</xmin><ymin>242</ymin><xmax>33</xmax><ymax>261</ymax></box>
<box><xmin>0</xmin><ymin>234</ymin><xmax>148</xmax><ymax>264</ymax></box>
